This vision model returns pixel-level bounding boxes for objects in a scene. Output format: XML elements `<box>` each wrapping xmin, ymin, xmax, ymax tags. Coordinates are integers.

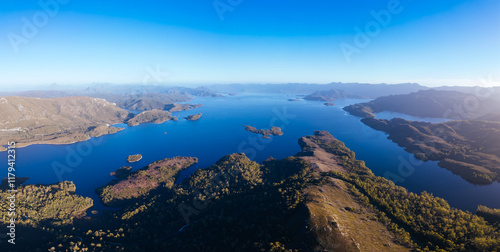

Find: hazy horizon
<box><xmin>2</xmin><ymin>81</ymin><xmax>500</xmax><ymax>93</ymax></box>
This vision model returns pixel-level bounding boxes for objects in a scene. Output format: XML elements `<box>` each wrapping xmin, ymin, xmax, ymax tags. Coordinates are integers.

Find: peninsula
<box><xmin>344</xmin><ymin>90</ymin><xmax>500</xmax><ymax>184</ymax></box>
<box><xmin>0</xmin><ymin>96</ymin><xmax>192</xmax><ymax>151</ymax></box>
<box><xmin>164</xmin><ymin>103</ymin><xmax>202</xmax><ymax>112</ymax></box>
<box><xmin>97</xmin><ymin>157</ymin><xmax>198</xmax><ymax>206</ymax></box>
<box><xmin>110</xmin><ymin>166</ymin><xmax>133</xmax><ymax>179</ymax></box>
<box><xmin>361</xmin><ymin>118</ymin><xmax>500</xmax><ymax>184</ymax></box>
<box><xmin>0</xmin><ymin>96</ymin><xmax>130</xmax><ymax>150</ymax></box>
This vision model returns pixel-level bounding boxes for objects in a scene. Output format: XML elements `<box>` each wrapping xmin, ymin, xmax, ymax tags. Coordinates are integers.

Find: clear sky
<box><xmin>0</xmin><ymin>0</ymin><xmax>499</xmax><ymax>88</ymax></box>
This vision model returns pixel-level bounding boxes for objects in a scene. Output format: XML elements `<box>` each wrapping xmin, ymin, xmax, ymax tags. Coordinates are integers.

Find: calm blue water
<box><xmin>1</xmin><ymin>94</ymin><xmax>499</xmax><ymax>213</ymax></box>
<box><xmin>375</xmin><ymin>111</ymin><xmax>451</xmax><ymax>123</ymax></box>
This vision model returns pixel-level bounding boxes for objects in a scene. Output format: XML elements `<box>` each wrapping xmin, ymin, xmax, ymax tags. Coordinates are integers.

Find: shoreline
<box><xmin>0</xmin><ymin>126</ymin><xmax>125</xmax><ymax>152</ymax></box>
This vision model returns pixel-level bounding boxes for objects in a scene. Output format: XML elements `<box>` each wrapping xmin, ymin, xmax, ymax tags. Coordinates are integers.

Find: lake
<box><xmin>1</xmin><ymin>94</ymin><xmax>499</xmax><ymax>212</ymax></box>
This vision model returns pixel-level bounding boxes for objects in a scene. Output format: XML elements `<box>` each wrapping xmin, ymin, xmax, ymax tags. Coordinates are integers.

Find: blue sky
<box><xmin>0</xmin><ymin>0</ymin><xmax>498</xmax><ymax>88</ymax></box>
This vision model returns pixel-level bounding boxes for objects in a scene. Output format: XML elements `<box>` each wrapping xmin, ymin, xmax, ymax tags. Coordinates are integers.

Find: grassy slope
<box><xmin>306</xmin><ymin>131</ymin><xmax>500</xmax><ymax>251</ymax></box>
<box><xmin>304</xmin><ymin>178</ymin><xmax>408</xmax><ymax>251</ymax></box>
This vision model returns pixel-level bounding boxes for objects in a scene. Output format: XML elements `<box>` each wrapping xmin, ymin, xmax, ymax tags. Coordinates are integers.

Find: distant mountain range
<box><xmin>344</xmin><ymin>89</ymin><xmax>500</xmax><ymax>120</ymax></box>
<box><xmin>204</xmin><ymin>82</ymin><xmax>428</xmax><ymax>98</ymax></box>
<box><xmin>0</xmin><ymin>84</ymin><xmax>220</xmax><ymax>111</ymax></box>
<box><xmin>3</xmin><ymin>83</ymin><xmax>499</xmax><ymax>108</ymax></box>
<box><xmin>303</xmin><ymin>89</ymin><xmax>355</xmax><ymax>101</ymax></box>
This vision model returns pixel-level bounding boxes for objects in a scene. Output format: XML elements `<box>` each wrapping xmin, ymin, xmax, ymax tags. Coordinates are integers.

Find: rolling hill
<box><xmin>0</xmin><ymin>96</ymin><xmax>131</xmax><ymax>150</ymax></box>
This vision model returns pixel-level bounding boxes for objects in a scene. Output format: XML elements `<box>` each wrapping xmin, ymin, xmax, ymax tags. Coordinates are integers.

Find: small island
<box><xmin>127</xmin><ymin>154</ymin><xmax>142</xmax><ymax>163</ymax></box>
<box><xmin>324</xmin><ymin>103</ymin><xmax>335</xmax><ymax>106</ymax></box>
<box><xmin>244</xmin><ymin>125</ymin><xmax>283</xmax><ymax>138</ymax></box>
<box><xmin>287</xmin><ymin>98</ymin><xmax>302</xmax><ymax>101</ymax></box>
<box><xmin>186</xmin><ymin>113</ymin><xmax>202</xmax><ymax>121</ymax></box>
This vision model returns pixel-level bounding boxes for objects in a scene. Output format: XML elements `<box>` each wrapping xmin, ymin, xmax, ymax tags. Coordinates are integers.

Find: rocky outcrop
<box><xmin>164</xmin><ymin>103</ymin><xmax>202</xmax><ymax>112</ymax></box>
<box><xmin>186</xmin><ymin>113</ymin><xmax>202</xmax><ymax>121</ymax></box>
<box><xmin>127</xmin><ymin>154</ymin><xmax>142</xmax><ymax>163</ymax></box>
<box><xmin>243</xmin><ymin>125</ymin><xmax>283</xmax><ymax>137</ymax></box>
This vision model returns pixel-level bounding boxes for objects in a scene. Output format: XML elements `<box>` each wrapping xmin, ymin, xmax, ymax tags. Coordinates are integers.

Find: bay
<box><xmin>1</xmin><ymin>94</ymin><xmax>498</xmax><ymax>212</ymax></box>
